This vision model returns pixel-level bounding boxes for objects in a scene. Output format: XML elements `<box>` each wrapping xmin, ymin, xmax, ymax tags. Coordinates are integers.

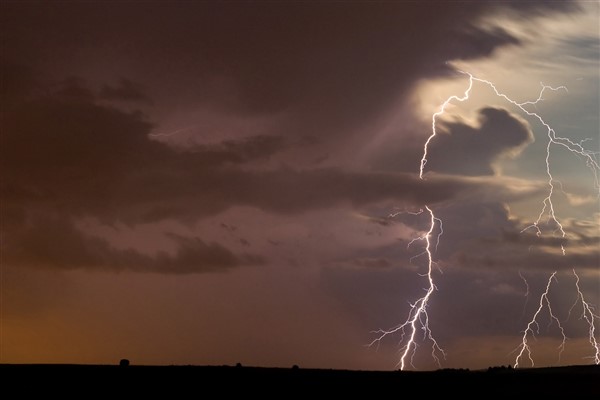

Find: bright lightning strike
<box><xmin>370</xmin><ymin>71</ymin><xmax>479</xmax><ymax>370</ymax></box>
<box><xmin>513</xmin><ymin>271</ymin><xmax>567</xmax><ymax>368</ymax></box>
<box><xmin>422</xmin><ymin>73</ymin><xmax>599</xmax><ymax>249</ymax></box>
<box><xmin>369</xmin><ymin>206</ymin><xmax>445</xmax><ymax>370</ymax></box>
<box><xmin>368</xmin><ymin>73</ymin><xmax>469</xmax><ymax>370</ymax></box>
<box><xmin>372</xmin><ymin>68</ymin><xmax>599</xmax><ymax>370</ymax></box>
<box><xmin>419</xmin><ymin>76</ymin><xmax>474</xmax><ymax>179</ymax></box>
<box><xmin>516</xmin><ymin>269</ymin><xmax>600</xmax><ymax>368</ymax></box>
<box><xmin>423</xmin><ymin>70</ymin><xmax>599</xmax><ymax>368</ymax></box>
<box><xmin>403</xmin><ymin>209</ymin><xmax>443</xmax><ymax>265</ymax></box>
<box><xmin>569</xmin><ymin>269</ymin><xmax>600</xmax><ymax>364</ymax></box>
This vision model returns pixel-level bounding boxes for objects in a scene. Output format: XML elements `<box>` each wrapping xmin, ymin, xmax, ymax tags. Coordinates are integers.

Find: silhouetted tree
<box><xmin>119</xmin><ymin>359</ymin><xmax>130</xmax><ymax>367</ymax></box>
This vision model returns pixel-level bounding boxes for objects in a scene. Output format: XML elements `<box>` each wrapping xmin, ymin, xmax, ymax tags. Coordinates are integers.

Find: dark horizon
<box><xmin>2</xmin><ymin>363</ymin><xmax>599</xmax><ymax>396</ymax></box>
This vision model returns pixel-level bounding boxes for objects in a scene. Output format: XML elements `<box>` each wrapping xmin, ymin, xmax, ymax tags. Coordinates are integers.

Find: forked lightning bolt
<box><xmin>422</xmin><ymin>72</ymin><xmax>599</xmax><ymax>252</ymax></box>
<box><xmin>569</xmin><ymin>269</ymin><xmax>600</xmax><ymax>364</ymax></box>
<box><xmin>515</xmin><ymin>269</ymin><xmax>600</xmax><ymax>367</ymax></box>
<box><xmin>513</xmin><ymin>272</ymin><xmax>567</xmax><ymax>368</ymax></box>
<box><xmin>423</xmin><ymin>70</ymin><xmax>599</xmax><ymax>368</ymax></box>
<box><xmin>372</xmin><ymin>69</ymin><xmax>599</xmax><ymax>369</ymax></box>
<box><xmin>368</xmin><ymin>206</ymin><xmax>445</xmax><ymax>370</ymax></box>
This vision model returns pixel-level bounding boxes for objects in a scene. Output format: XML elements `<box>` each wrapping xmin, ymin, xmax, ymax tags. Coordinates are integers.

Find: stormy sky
<box><xmin>1</xmin><ymin>1</ymin><xmax>598</xmax><ymax>370</ymax></box>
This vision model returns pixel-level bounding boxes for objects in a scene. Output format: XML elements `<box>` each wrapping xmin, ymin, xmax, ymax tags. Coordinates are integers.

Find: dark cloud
<box><xmin>5</xmin><ymin>215</ymin><xmax>264</xmax><ymax>273</ymax></box>
<box><xmin>178</xmin><ymin>134</ymin><xmax>286</xmax><ymax>164</ymax></box>
<box><xmin>452</xmin><ymin>245</ymin><xmax>599</xmax><ymax>272</ymax></box>
<box><xmin>444</xmin><ymin>26</ymin><xmax>521</xmax><ymax>61</ymax></box>
<box><xmin>2</xmin><ymin>86</ymin><xmax>544</xmax><ymax>278</ymax></box>
<box><xmin>498</xmin><ymin>0</ymin><xmax>579</xmax><ymax>14</ymax></box>
<box><xmin>501</xmin><ymin>229</ymin><xmax>568</xmax><ymax>248</ymax></box>
<box><xmin>0</xmin><ymin>72</ymin><xmax>465</xmax><ymax>273</ymax></box>
<box><xmin>568</xmin><ymin>220</ymin><xmax>600</xmax><ymax>247</ymax></box>
<box><xmin>0</xmin><ymin>71</ymin><xmax>488</xmax><ymax>217</ymax></box>
<box><xmin>350</xmin><ymin>258</ymin><xmax>393</xmax><ymax>269</ymax></box>
<box><xmin>107</xmin><ymin>167</ymin><xmax>483</xmax><ymax>224</ymax></box>
<box><xmin>1</xmin><ymin>76</ymin><xmax>280</xmax><ymax>217</ymax></box>
<box><xmin>3</xmin><ymin>102</ymin><xmax>540</xmax><ymax>221</ymax></box>
<box><xmin>424</xmin><ymin>107</ymin><xmax>533</xmax><ymax>176</ymax></box>
<box><xmin>0</xmin><ymin>60</ymin><xmax>39</xmax><ymax>109</ymax></box>
<box><xmin>1</xmin><ymin>81</ymin><xmax>156</xmax><ymax>215</ymax></box>
<box><xmin>1</xmin><ymin>1</ymin><xmax>575</xmax><ymax>142</ymax></box>
<box><xmin>0</xmin><ymin>1</ymin><xmax>580</xmax><ymax>277</ymax></box>
<box><xmin>0</xmin><ymin>67</ymin><xmax>552</xmax><ymax>276</ymax></box>
<box><xmin>365</xmin><ymin>216</ymin><xmax>394</xmax><ymax>227</ymax></box>
<box><xmin>435</xmin><ymin>202</ymin><xmax>600</xmax><ymax>272</ymax></box>
<box><xmin>322</xmin><ymin>264</ymin><xmax>526</xmax><ymax>339</ymax></box>
<box><xmin>323</xmin><ymin>254</ymin><xmax>592</xmax><ymax>347</ymax></box>
<box><xmin>99</xmin><ymin>78</ymin><xmax>150</xmax><ymax>103</ymax></box>
<box><xmin>340</xmin><ymin>200</ymin><xmax>599</xmax><ymax>278</ymax></box>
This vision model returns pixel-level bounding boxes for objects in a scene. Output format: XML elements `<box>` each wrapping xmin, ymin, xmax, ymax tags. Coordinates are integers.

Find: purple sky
<box><xmin>1</xmin><ymin>1</ymin><xmax>598</xmax><ymax>370</ymax></box>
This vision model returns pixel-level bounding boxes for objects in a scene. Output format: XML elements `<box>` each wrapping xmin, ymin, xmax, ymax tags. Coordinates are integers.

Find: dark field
<box><xmin>2</xmin><ymin>363</ymin><xmax>599</xmax><ymax>396</ymax></box>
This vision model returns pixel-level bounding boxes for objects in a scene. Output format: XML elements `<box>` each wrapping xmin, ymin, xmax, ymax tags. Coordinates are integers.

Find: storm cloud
<box><xmin>1</xmin><ymin>0</ymin><xmax>595</xmax><ymax>372</ymax></box>
<box><xmin>424</xmin><ymin>107</ymin><xmax>534</xmax><ymax>176</ymax></box>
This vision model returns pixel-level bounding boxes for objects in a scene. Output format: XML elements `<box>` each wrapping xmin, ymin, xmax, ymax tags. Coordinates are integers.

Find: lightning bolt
<box><xmin>422</xmin><ymin>72</ymin><xmax>599</xmax><ymax>246</ymax></box>
<box><xmin>372</xmin><ymin>68</ymin><xmax>599</xmax><ymax>370</ymax></box>
<box><xmin>369</xmin><ymin>206</ymin><xmax>445</xmax><ymax>370</ymax></box>
<box><xmin>568</xmin><ymin>269</ymin><xmax>600</xmax><ymax>364</ymax></box>
<box><xmin>370</xmin><ymin>71</ymin><xmax>480</xmax><ymax>370</ymax></box>
<box><xmin>423</xmin><ymin>70</ymin><xmax>599</xmax><ymax>368</ymax></box>
<box><xmin>519</xmin><ymin>271</ymin><xmax>530</xmax><ymax>320</ymax></box>
<box><xmin>368</xmin><ymin>72</ymin><xmax>470</xmax><ymax>371</ymax></box>
<box><xmin>515</xmin><ymin>268</ymin><xmax>600</xmax><ymax>367</ymax></box>
<box><xmin>513</xmin><ymin>271</ymin><xmax>567</xmax><ymax>368</ymax></box>
<box><xmin>420</xmin><ymin>75</ymin><xmax>474</xmax><ymax>179</ymax></box>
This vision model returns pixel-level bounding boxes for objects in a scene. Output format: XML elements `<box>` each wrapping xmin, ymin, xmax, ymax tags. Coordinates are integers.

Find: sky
<box><xmin>1</xmin><ymin>1</ymin><xmax>599</xmax><ymax>371</ymax></box>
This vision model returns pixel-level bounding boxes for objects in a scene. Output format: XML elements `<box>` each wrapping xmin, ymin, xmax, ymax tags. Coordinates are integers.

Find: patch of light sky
<box><xmin>413</xmin><ymin>1</ymin><xmax>598</xmax><ymax>221</ymax></box>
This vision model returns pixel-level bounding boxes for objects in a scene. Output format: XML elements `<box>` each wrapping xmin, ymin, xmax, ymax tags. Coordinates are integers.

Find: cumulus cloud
<box><xmin>5</xmin><ymin>216</ymin><xmax>264</xmax><ymax>273</ymax></box>
<box><xmin>424</xmin><ymin>107</ymin><xmax>533</xmax><ymax>176</ymax></box>
<box><xmin>331</xmin><ymin>197</ymin><xmax>598</xmax><ymax>278</ymax></box>
<box><xmin>437</xmin><ymin>202</ymin><xmax>600</xmax><ymax>273</ymax></box>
